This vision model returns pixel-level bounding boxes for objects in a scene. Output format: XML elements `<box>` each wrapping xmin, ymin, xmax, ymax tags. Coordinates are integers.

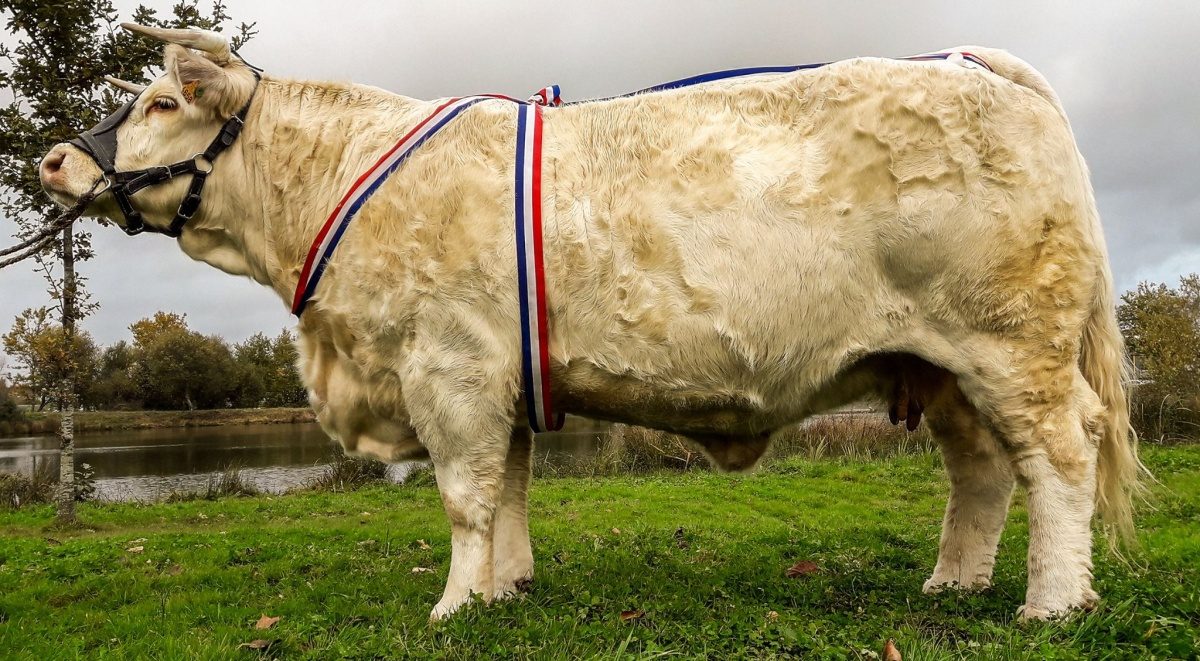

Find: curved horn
<box><xmin>120</xmin><ymin>22</ymin><xmax>232</xmax><ymax>65</ymax></box>
<box><xmin>104</xmin><ymin>75</ymin><xmax>147</xmax><ymax>95</ymax></box>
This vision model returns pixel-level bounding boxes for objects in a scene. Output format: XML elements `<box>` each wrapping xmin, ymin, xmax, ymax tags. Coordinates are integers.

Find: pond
<box><xmin>0</xmin><ymin>417</ymin><xmax>613</xmax><ymax>502</ymax></box>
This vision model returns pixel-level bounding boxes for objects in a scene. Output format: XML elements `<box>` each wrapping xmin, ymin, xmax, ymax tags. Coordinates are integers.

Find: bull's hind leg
<box><xmin>957</xmin><ymin>364</ymin><xmax>1104</xmax><ymax>619</ymax></box>
<box><xmin>923</xmin><ymin>386</ymin><xmax>1015</xmax><ymax>593</ymax></box>
<box><xmin>1012</xmin><ymin>373</ymin><xmax>1104</xmax><ymax>619</ymax></box>
<box><xmin>493</xmin><ymin>426</ymin><xmax>535</xmax><ymax>598</ymax></box>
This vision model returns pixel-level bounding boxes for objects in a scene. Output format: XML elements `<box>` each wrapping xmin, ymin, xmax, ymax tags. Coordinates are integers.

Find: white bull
<box><xmin>40</xmin><ymin>25</ymin><xmax>1142</xmax><ymax>620</ymax></box>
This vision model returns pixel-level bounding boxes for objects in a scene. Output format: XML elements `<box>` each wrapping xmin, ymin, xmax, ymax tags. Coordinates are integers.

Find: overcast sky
<box><xmin>1</xmin><ymin>0</ymin><xmax>1197</xmax><ymax>353</ymax></box>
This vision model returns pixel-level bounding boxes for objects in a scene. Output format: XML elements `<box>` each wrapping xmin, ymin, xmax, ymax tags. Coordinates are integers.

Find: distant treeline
<box><xmin>2</xmin><ymin>310</ymin><xmax>306</xmax><ymax>412</ymax></box>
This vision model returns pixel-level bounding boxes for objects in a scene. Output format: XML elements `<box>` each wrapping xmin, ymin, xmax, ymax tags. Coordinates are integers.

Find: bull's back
<box><xmin>540</xmin><ymin>52</ymin><xmax>1095</xmax><ymax>422</ymax></box>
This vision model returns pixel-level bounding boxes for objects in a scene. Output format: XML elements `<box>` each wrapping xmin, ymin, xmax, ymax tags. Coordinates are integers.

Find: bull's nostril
<box><xmin>42</xmin><ymin>151</ymin><xmax>66</xmax><ymax>175</ymax></box>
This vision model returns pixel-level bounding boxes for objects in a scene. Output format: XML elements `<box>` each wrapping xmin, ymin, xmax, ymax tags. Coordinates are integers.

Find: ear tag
<box><xmin>181</xmin><ymin>80</ymin><xmax>199</xmax><ymax>103</ymax></box>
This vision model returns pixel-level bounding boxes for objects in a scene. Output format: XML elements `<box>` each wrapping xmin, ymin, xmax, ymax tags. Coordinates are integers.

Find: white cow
<box><xmin>40</xmin><ymin>25</ymin><xmax>1142</xmax><ymax>620</ymax></box>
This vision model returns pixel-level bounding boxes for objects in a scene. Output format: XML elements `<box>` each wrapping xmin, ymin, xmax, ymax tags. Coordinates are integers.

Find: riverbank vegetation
<box><xmin>1</xmin><ymin>444</ymin><xmax>1197</xmax><ymax>658</ymax></box>
<box><xmin>0</xmin><ymin>406</ymin><xmax>314</xmax><ymax>438</ymax></box>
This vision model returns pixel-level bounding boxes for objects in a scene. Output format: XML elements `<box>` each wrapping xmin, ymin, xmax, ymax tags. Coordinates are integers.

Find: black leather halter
<box><xmin>69</xmin><ymin>72</ymin><xmax>259</xmax><ymax>238</ymax></box>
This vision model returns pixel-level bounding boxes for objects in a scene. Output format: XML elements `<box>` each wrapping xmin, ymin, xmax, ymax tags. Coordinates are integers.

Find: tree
<box><xmin>2</xmin><ymin>306</ymin><xmax>98</xmax><ymax>411</ymax></box>
<box><xmin>0</xmin><ymin>1</ymin><xmax>254</xmax><ymax>523</ymax></box>
<box><xmin>1117</xmin><ymin>274</ymin><xmax>1200</xmax><ymax>440</ymax></box>
<box><xmin>0</xmin><ymin>375</ymin><xmax>23</xmax><ymax>423</ymax></box>
<box><xmin>129</xmin><ymin>311</ymin><xmax>190</xmax><ymax>347</ymax></box>
<box><xmin>231</xmin><ymin>332</ymin><xmax>272</xmax><ymax>407</ymax></box>
<box><xmin>86</xmin><ymin>340</ymin><xmax>139</xmax><ymax>409</ymax></box>
<box><xmin>130</xmin><ymin>312</ymin><xmax>236</xmax><ymax>409</ymax></box>
<box><xmin>268</xmin><ymin>330</ymin><xmax>307</xmax><ymax>407</ymax></box>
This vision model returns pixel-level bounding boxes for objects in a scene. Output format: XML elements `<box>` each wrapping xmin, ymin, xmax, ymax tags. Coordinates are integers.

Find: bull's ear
<box><xmin>164</xmin><ymin>44</ymin><xmax>253</xmax><ymax>116</ymax></box>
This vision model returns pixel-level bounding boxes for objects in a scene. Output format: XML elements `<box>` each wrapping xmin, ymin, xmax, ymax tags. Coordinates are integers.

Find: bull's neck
<box><xmin>180</xmin><ymin>77</ymin><xmax>431</xmax><ymax>308</ymax></box>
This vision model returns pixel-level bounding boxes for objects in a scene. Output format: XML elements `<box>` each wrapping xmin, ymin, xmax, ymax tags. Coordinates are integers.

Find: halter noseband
<box><xmin>69</xmin><ymin>70</ymin><xmax>259</xmax><ymax>238</ymax></box>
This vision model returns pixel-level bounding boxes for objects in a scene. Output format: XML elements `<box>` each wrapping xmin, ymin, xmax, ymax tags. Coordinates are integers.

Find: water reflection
<box><xmin>0</xmin><ymin>416</ymin><xmax>613</xmax><ymax>502</ymax></box>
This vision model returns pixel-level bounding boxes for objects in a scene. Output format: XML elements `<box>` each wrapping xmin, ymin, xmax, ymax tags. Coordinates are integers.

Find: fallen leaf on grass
<box><xmin>611</xmin><ymin>527</ymin><xmax>621</xmax><ymax>535</ymax></box>
<box><xmin>254</xmin><ymin>614</ymin><xmax>280</xmax><ymax>630</ymax></box>
<box><xmin>785</xmin><ymin>560</ymin><xmax>818</xmax><ymax>578</ymax></box>
<box><xmin>620</xmin><ymin>609</ymin><xmax>644</xmax><ymax>622</ymax></box>
<box><xmin>411</xmin><ymin>567</ymin><xmax>434</xmax><ymax>574</ymax></box>
<box><xmin>415</xmin><ymin>539</ymin><xmax>431</xmax><ymax>550</ymax></box>
<box><xmin>126</xmin><ymin>546</ymin><xmax>144</xmax><ymax>554</ymax></box>
<box><xmin>884</xmin><ymin>638</ymin><xmax>902</xmax><ymax>661</ymax></box>
<box><xmin>766</xmin><ymin>610</ymin><xmax>779</xmax><ymax>621</ymax></box>
<box><xmin>239</xmin><ymin>639</ymin><xmax>273</xmax><ymax>651</ymax></box>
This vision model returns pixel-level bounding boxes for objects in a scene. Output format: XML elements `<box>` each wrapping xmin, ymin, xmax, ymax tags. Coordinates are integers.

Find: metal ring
<box><xmin>191</xmin><ymin>153</ymin><xmax>214</xmax><ymax>174</ymax></box>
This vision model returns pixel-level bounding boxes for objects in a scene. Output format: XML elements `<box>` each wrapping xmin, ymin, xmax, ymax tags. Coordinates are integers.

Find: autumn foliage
<box><xmin>1117</xmin><ymin>274</ymin><xmax>1200</xmax><ymax>440</ymax></box>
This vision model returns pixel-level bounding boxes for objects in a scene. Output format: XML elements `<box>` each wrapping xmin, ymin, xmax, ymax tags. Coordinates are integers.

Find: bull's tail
<box><xmin>1080</xmin><ymin>253</ymin><xmax>1147</xmax><ymax>549</ymax></box>
<box><xmin>964</xmin><ymin>45</ymin><xmax>1148</xmax><ymax>546</ymax></box>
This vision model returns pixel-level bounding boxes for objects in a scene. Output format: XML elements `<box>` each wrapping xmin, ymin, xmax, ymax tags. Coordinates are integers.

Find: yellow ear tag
<box><xmin>181</xmin><ymin>80</ymin><xmax>199</xmax><ymax>103</ymax></box>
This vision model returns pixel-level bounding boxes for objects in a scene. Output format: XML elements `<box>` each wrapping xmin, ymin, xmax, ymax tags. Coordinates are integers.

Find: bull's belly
<box><xmin>554</xmin><ymin>356</ymin><xmax>882</xmax><ymax>437</ymax></box>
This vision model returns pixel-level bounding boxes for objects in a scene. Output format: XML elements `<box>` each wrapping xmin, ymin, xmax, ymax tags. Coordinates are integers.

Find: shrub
<box><xmin>0</xmin><ymin>462</ymin><xmax>56</xmax><ymax>509</ymax></box>
<box><xmin>165</xmin><ymin>463</ymin><xmax>259</xmax><ymax>502</ymax></box>
<box><xmin>305</xmin><ymin>449</ymin><xmax>390</xmax><ymax>492</ymax></box>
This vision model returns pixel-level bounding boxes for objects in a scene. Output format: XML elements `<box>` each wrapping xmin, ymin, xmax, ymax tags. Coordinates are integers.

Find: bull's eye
<box><xmin>151</xmin><ymin>97</ymin><xmax>178</xmax><ymax>112</ymax></box>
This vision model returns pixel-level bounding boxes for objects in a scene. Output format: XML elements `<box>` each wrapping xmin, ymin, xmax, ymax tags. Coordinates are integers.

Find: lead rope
<box><xmin>0</xmin><ymin>176</ymin><xmax>106</xmax><ymax>270</ymax></box>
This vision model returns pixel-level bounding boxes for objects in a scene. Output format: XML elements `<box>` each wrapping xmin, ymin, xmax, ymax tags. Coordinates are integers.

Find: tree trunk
<box><xmin>55</xmin><ymin>225</ymin><xmax>77</xmax><ymax>526</ymax></box>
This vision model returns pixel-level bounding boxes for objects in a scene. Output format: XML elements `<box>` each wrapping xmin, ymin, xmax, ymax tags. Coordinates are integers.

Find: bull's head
<box><xmin>40</xmin><ymin>24</ymin><xmax>258</xmax><ymax>237</ymax></box>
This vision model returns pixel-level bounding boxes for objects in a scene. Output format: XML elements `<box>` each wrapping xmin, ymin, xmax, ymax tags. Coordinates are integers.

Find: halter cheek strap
<box><xmin>69</xmin><ymin>71</ymin><xmax>259</xmax><ymax>238</ymax></box>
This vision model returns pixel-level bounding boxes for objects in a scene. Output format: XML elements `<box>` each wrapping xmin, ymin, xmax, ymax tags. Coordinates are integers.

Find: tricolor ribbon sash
<box><xmin>291</xmin><ymin>51</ymin><xmax>990</xmax><ymax>433</ymax></box>
<box><xmin>514</xmin><ymin>103</ymin><xmax>563</xmax><ymax>432</ymax></box>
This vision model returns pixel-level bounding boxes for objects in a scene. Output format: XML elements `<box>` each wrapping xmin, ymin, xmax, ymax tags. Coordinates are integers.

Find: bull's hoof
<box><xmin>494</xmin><ymin>575</ymin><xmax>534</xmax><ymax>601</ymax></box>
<box><xmin>1016</xmin><ymin>590</ymin><xmax>1099</xmax><ymax>621</ymax></box>
<box><xmin>429</xmin><ymin>601</ymin><xmax>459</xmax><ymax>621</ymax></box>
<box><xmin>429</xmin><ymin>591</ymin><xmax>479</xmax><ymax>621</ymax></box>
<box><xmin>515</xmin><ymin>575</ymin><xmax>534</xmax><ymax>593</ymax></box>
<box><xmin>1016</xmin><ymin>604</ymin><xmax>1059</xmax><ymax>621</ymax></box>
<box><xmin>922</xmin><ymin>575</ymin><xmax>991</xmax><ymax>594</ymax></box>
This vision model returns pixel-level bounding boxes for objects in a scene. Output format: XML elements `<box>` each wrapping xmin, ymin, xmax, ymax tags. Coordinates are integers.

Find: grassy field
<box><xmin>1</xmin><ymin>446</ymin><xmax>1197</xmax><ymax>659</ymax></box>
<box><xmin>0</xmin><ymin>407</ymin><xmax>315</xmax><ymax>437</ymax></box>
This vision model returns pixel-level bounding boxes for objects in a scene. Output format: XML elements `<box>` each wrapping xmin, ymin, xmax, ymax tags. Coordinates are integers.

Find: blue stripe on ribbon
<box><xmin>637</xmin><ymin>63</ymin><xmax>829</xmax><ymax>95</ymax></box>
<box><xmin>513</xmin><ymin>106</ymin><xmax>541</xmax><ymax>432</ymax></box>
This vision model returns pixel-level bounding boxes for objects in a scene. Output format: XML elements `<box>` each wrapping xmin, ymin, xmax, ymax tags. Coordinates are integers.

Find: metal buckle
<box><xmin>191</xmin><ymin>153</ymin><xmax>214</xmax><ymax>174</ymax></box>
<box><xmin>177</xmin><ymin>193</ymin><xmax>204</xmax><ymax>220</ymax></box>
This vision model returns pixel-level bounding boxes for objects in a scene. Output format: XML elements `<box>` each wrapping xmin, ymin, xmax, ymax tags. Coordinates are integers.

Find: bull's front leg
<box><xmin>403</xmin><ymin>335</ymin><xmax>520</xmax><ymax>619</ymax></box>
<box><xmin>493</xmin><ymin>426</ymin><xmax>535</xmax><ymax>598</ymax></box>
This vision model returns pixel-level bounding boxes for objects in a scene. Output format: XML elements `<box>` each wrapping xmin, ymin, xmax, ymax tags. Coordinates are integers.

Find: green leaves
<box><xmin>1117</xmin><ymin>274</ymin><xmax>1200</xmax><ymax>440</ymax></box>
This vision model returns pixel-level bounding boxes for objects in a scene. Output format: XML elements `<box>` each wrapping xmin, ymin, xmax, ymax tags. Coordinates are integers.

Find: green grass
<box><xmin>1</xmin><ymin>447</ymin><xmax>1198</xmax><ymax>659</ymax></box>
